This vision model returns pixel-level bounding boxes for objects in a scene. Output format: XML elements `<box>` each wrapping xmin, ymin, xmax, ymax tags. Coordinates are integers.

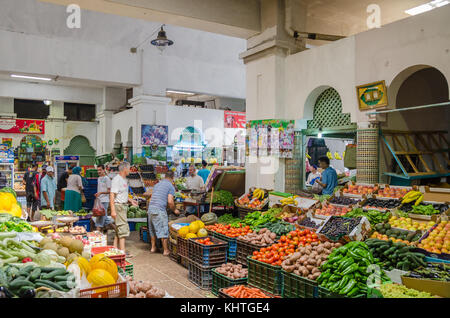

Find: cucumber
<box><xmin>8</xmin><ymin>278</ymin><xmax>31</xmax><ymax>289</ymax></box>
<box><xmin>29</xmin><ymin>268</ymin><xmax>41</xmax><ymax>281</ymax></box>
<box><xmin>54</xmin><ymin>275</ymin><xmax>70</xmax><ymax>282</ymax></box>
<box><xmin>40</xmin><ymin>267</ymin><xmax>63</xmax><ymax>273</ymax></box>
<box><xmin>41</xmin><ymin>268</ymin><xmax>67</xmax><ymax>280</ymax></box>
<box><xmin>19</xmin><ymin>265</ymin><xmax>35</xmax><ymax>276</ymax></box>
<box><xmin>35</xmin><ymin>279</ymin><xmax>65</xmax><ymax>291</ymax></box>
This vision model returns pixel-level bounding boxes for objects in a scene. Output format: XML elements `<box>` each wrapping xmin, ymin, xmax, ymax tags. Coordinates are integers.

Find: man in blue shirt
<box><xmin>147</xmin><ymin>170</ymin><xmax>180</xmax><ymax>256</ymax></box>
<box><xmin>40</xmin><ymin>166</ymin><xmax>57</xmax><ymax>209</ymax></box>
<box><xmin>197</xmin><ymin>160</ymin><xmax>210</xmax><ymax>184</ymax></box>
<box><xmin>315</xmin><ymin>156</ymin><xmax>338</xmax><ymax>195</ymax></box>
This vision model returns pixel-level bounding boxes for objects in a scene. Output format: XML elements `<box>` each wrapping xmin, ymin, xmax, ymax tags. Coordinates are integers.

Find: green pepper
<box><xmin>337</xmin><ymin>275</ymin><xmax>351</xmax><ymax>290</ymax></box>
<box><xmin>347</xmin><ymin>286</ymin><xmax>360</xmax><ymax>297</ymax></box>
<box><xmin>340</xmin><ymin>279</ymin><xmax>357</xmax><ymax>295</ymax></box>
<box><xmin>330</xmin><ymin>281</ymin><xmax>341</xmax><ymax>293</ymax></box>
<box><xmin>341</xmin><ymin>263</ymin><xmax>359</xmax><ymax>276</ymax></box>
<box><xmin>338</xmin><ymin>257</ymin><xmax>354</xmax><ymax>272</ymax></box>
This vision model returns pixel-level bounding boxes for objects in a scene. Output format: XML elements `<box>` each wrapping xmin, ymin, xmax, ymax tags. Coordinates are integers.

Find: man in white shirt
<box><xmin>110</xmin><ymin>162</ymin><xmax>137</xmax><ymax>254</ymax></box>
<box><xmin>185</xmin><ymin>165</ymin><xmax>204</xmax><ymax>215</ymax></box>
<box><xmin>94</xmin><ymin>165</ymin><xmax>113</xmax><ymax>231</ymax></box>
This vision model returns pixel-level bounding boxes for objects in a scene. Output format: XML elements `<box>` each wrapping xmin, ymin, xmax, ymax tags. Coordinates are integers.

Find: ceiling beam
<box><xmin>39</xmin><ymin>0</ymin><xmax>261</xmax><ymax>39</ymax></box>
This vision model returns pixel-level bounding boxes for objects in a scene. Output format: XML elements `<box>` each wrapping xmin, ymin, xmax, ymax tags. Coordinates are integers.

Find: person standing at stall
<box><xmin>57</xmin><ymin>166</ymin><xmax>72</xmax><ymax>210</ymax></box>
<box><xmin>315</xmin><ymin>157</ymin><xmax>338</xmax><ymax>195</ymax></box>
<box><xmin>64</xmin><ymin>166</ymin><xmax>84</xmax><ymax>212</ymax></box>
<box><xmin>110</xmin><ymin>162</ymin><xmax>138</xmax><ymax>254</ymax></box>
<box><xmin>147</xmin><ymin>170</ymin><xmax>180</xmax><ymax>256</ymax></box>
<box><xmin>40</xmin><ymin>166</ymin><xmax>57</xmax><ymax>210</ymax></box>
<box><xmin>94</xmin><ymin>165</ymin><xmax>113</xmax><ymax>231</ymax></box>
<box><xmin>23</xmin><ymin>164</ymin><xmax>38</xmax><ymax>220</ymax></box>
<box><xmin>197</xmin><ymin>160</ymin><xmax>210</xmax><ymax>184</ymax></box>
<box><xmin>185</xmin><ymin>165</ymin><xmax>205</xmax><ymax>215</ymax></box>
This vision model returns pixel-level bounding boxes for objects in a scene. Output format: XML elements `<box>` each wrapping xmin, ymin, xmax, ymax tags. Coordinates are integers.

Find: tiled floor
<box><xmin>117</xmin><ymin>231</ymin><xmax>214</xmax><ymax>298</ymax></box>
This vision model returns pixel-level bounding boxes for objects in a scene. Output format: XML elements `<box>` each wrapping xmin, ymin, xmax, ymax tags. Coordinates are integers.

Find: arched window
<box><xmin>64</xmin><ymin>135</ymin><xmax>95</xmax><ymax>166</ymax></box>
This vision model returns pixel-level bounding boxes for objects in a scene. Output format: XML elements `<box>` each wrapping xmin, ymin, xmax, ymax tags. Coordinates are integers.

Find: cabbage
<box><xmin>35</xmin><ymin>249</ymin><xmax>60</xmax><ymax>265</ymax></box>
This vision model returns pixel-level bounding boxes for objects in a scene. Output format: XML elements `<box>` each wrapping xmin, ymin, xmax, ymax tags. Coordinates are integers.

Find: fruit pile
<box><xmin>401</xmin><ymin>190</ymin><xmax>424</xmax><ymax>205</ymax></box>
<box><xmin>205</xmin><ymin>223</ymin><xmax>252</xmax><ymax>238</ymax></box>
<box><xmin>318</xmin><ymin>216</ymin><xmax>361</xmax><ymax>239</ymax></box>
<box><xmin>343</xmin><ymin>184</ymin><xmax>379</xmax><ymax>195</ymax></box>
<box><xmin>314</xmin><ymin>204</ymin><xmax>352</xmax><ymax>217</ymax></box>
<box><xmin>362</xmin><ymin>198</ymin><xmax>400</xmax><ymax>211</ymax></box>
<box><xmin>377</xmin><ymin>186</ymin><xmax>409</xmax><ymax>199</ymax></box>
<box><xmin>328</xmin><ymin>196</ymin><xmax>360</xmax><ymax>205</ymax></box>
<box><xmin>370</xmin><ymin>223</ymin><xmax>422</xmax><ymax>245</ymax></box>
<box><xmin>417</xmin><ymin>220</ymin><xmax>449</xmax><ymax>254</ymax></box>
<box><xmin>196</xmin><ymin>237</ymin><xmax>214</xmax><ymax>245</ymax></box>
<box><xmin>389</xmin><ymin>216</ymin><xmax>435</xmax><ymax>232</ymax></box>
<box><xmin>237</xmin><ymin>188</ymin><xmax>267</xmax><ymax>209</ymax></box>
<box><xmin>0</xmin><ymin>188</ymin><xmax>23</xmax><ymax>218</ymax></box>
<box><xmin>251</xmin><ymin>229</ymin><xmax>319</xmax><ymax>266</ymax></box>
<box><xmin>177</xmin><ymin>220</ymin><xmax>208</xmax><ymax>239</ymax></box>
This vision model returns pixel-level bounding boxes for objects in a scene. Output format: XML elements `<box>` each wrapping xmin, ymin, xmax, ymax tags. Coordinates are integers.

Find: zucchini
<box><xmin>35</xmin><ymin>279</ymin><xmax>65</xmax><ymax>291</ymax></box>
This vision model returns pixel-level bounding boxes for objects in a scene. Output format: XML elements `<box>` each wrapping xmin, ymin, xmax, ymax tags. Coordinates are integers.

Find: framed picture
<box><xmin>356</xmin><ymin>80</ymin><xmax>388</xmax><ymax>110</ymax></box>
<box><xmin>141</xmin><ymin>125</ymin><xmax>169</xmax><ymax>146</ymax></box>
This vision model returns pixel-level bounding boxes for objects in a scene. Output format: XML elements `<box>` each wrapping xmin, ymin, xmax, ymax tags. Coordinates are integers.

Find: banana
<box><xmin>402</xmin><ymin>191</ymin><xmax>422</xmax><ymax>204</ymax></box>
<box><xmin>327</xmin><ymin>152</ymin><xmax>333</xmax><ymax>160</ymax></box>
<box><xmin>414</xmin><ymin>194</ymin><xmax>424</xmax><ymax>206</ymax></box>
<box><xmin>334</xmin><ymin>152</ymin><xmax>342</xmax><ymax>160</ymax></box>
<box><xmin>306</xmin><ymin>153</ymin><xmax>311</xmax><ymax>159</ymax></box>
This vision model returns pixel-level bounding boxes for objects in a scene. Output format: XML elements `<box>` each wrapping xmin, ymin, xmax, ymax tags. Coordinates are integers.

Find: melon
<box><xmin>188</xmin><ymin>222</ymin><xmax>199</xmax><ymax>234</ymax></box>
<box><xmin>69</xmin><ymin>240</ymin><xmax>84</xmax><ymax>254</ymax></box>
<box><xmin>185</xmin><ymin>233</ymin><xmax>197</xmax><ymax>239</ymax></box>
<box><xmin>60</xmin><ymin>236</ymin><xmax>73</xmax><ymax>248</ymax></box>
<box><xmin>197</xmin><ymin>228</ymin><xmax>208</xmax><ymax>237</ymax></box>
<box><xmin>201</xmin><ymin>212</ymin><xmax>218</xmax><ymax>225</ymax></box>
<box><xmin>39</xmin><ymin>237</ymin><xmax>52</xmax><ymax>248</ymax></box>
<box><xmin>43</xmin><ymin>242</ymin><xmax>58</xmax><ymax>252</ymax></box>
<box><xmin>57</xmin><ymin>247</ymin><xmax>70</xmax><ymax>259</ymax></box>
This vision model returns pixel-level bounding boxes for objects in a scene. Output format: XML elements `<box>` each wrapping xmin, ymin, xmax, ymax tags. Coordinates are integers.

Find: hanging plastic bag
<box><xmin>311</xmin><ymin>179</ymin><xmax>323</xmax><ymax>194</ymax></box>
<box><xmin>92</xmin><ymin>198</ymin><xmax>106</xmax><ymax>217</ymax></box>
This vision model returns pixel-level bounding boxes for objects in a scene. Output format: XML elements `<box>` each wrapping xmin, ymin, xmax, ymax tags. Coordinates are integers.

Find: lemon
<box><xmin>178</xmin><ymin>226</ymin><xmax>190</xmax><ymax>238</ymax></box>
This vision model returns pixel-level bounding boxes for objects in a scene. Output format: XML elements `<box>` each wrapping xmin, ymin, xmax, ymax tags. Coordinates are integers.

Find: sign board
<box><xmin>356</xmin><ymin>80</ymin><xmax>388</xmax><ymax>110</ymax></box>
<box><xmin>0</xmin><ymin>144</ymin><xmax>15</xmax><ymax>163</ymax></box>
<box><xmin>224</xmin><ymin>111</ymin><xmax>246</xmax><ymax>128</ymax></box>
<box><xmin>55</xmin><ymin>156</ymin><xmax>80</xmax><ymax>161</ymax></box>
<box><xmin>141</xmin><ymin>125</ymin><xmax>169</xmax><ymax>146</ymax></box>
<box><xmin>0</xmin><ymin>119</ymin><xmax>45</xmax><ymax>134</ymax></box>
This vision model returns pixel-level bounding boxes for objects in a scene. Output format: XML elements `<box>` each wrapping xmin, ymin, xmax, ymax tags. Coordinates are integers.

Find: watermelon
<box><xmin>127</xmin><ymin>211</ymin><xmax>135</xmax><ymax>219</ymax></box>
<box><xmin>201</xmin><ymin>212</ymin><xmax>218</xmax><ymax>225</ymax></box>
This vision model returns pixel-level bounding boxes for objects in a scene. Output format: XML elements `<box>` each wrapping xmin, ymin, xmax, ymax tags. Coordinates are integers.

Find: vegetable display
<box><xmin>317</xmin><ymin>241</ymin><xmax>391</xmax><ymax>297</ymax></box>
<box><xmin>264</xmin><ymin>220</ymin><xmax>295</xmax><ymax>237</ymax></box>
<box><xmin>127</xmin><ymin>206</ymin><xmax>147</xmax><ymax>219</ymax></box>
<box><xmin>406</xmin><ymin>263</ymin><xmax>450</xmax><ymax>281</ymax></box>
<box><xmin>365</xmin><ymin>238</ymin><xmax>426</xmax><ymax>271</ymax></box>
<box><xmin>362</xmin><ymin>198</ymin><xmax>400</xmax><ymax>211</ymax></box>
<box><xmin>371</xmin><ymin>223</ymin><xmax>421</xmax><ymax>245</ymax></box>
<box><xmin>328</xmin><ymin>196</ymin><xmax>360</xmax><ymax>205</ymax></box>
<box><xmin>238</xmin><ymin>228</ymin><xmax>276</xmax><ymax>246</ymax></box>
<box><xmin>127</xmin><ymin>277</ymin><xmax>167</xmax><ymax>298</ymax></box>
<box><xmin>379</xmin><ymin>283</ymin><xmax>435</xmax><ymax>298</ymax></box>
<box><xmin>281</xmin><ymin>241</ymin><xmax>341</xmax><ymax>281</ymax></box>
<box><xmin>313</xmin><ymin>194</ymin><xmax>332</xmax><ymax>203</ymax></box>
<box><xmin>0</xmin><ymin>192</ymin><xmax>22</xmax><ymax>218</ymax></box>
<box><xmin>196</xmin><ymin>237</ymin><xmax>214</xmax><ymax>245</ymax></box>
<box><xmin>211</xmin><ymin>190</ymin><xmax>234</xmax><ymax>206</ymax></box>
<box><xmin>214</xmin><ymin>263</ymin><xmax>247</xmax><ymax>280</ymax></box>
<box><xmin>205</xmin><ymin>224</ymin><xmax>252</xmax><ymax>238</ymax></box>
<box><xmin>39</xmin><ymin>210</ymin><xmax>71</xmax><ymax>219</ymax></box>
<box><xmin>0</xmin><ymin>217</ymin><xmax>33</xmax><ymax>232</ymax></box>
<box><xmin>399</xmin><ymin>202</ymin><xmax>448</xmax><ymax>215</ymax></box>
<box><xmin>242</xmin><ymin>211</ymin><xmax>276</xmax><ymax>230</ymax></box>
<box><xmin>298</xmin><ymin>217</ymin><xmax>322</xmax><ymax>229</ymax></box>
<box><xmin>0</xmin><ymin>233</ymin><xmax>38</xmax><ymax>264</ymax></box>
<box><xmin>344</xmin><ymin>208</ymin><xmax>390</xmax><ymax>226</ymax></box>
<box><xmin>222</xmin><ymin>285</ymin><xmax>270</xmax><ymax>298</ymax></box>
<box><xmin>217</xmin><ymin>214</ymin><xmax>242</xmax><ymax>227</ymax></box>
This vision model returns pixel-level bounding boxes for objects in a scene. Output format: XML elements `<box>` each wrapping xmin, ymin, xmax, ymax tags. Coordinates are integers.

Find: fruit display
<box><xmin>328</xmin><ymin>196</ymin><xmax>360</xmax><ymax>206</ymax></box>
<box><xmin>177</xmin><ymin>220</ymin><xmax>207</xmax><ymax>239</ymax></box>
<box><xmin>196</xmin><ymin>237</ymin><xmax>214</xmax><ymax>245</ymax></box>
<box><xmin>344</xmin><ymin>208</ymin><xmax>391</xmax><ymax>226</ymax></box>
<box><xmin>251</xmin><ymin>229</ymin><xmax>320</xmax><ymax>266</ymax></box>
<box><xmin>214</xmin><ymin>263</ymin><xmax>248</xmax><ymax>279</ymax></box>
<box><xmin>0</xmin><ymin>189</ymin><xmax>23</xmax><ymax>218</ymax></box>
<box><xmin>315</xmin><ymin>203</ymin><xmax>352</xmax><ymax>217</ymax></box>
<box><xmin>237</xmin><ymin>228</ymin><xmax>277</xmax><ymax>246</ymax></box>
<box><xmin>401</xmin><ymin>190</ymin><xmax>424</xmax><ymax>205</ymax></box>
<box><xmin>69</xmin><ymin>226</ymin><xmax>86</xmax><ymax>235</ymax></box>
<box><xmin>280</xmin><ymin>196</ymin><xmax>297</xmax><ymax>206</ymax></box>
<box><xmin>127</xmin><ymin>278</ymin><xmax>167</xmax><ymax>298</ymax></box>
<box><xmin>406</xmin><ymin>263</ymin><xmax>450</xmax><ymax>281</ymax></box>
<box><xmin>313</xmin><ymin>194</ymin><xmax>332</xmax><ymax>203</ymax></box>
<box><xmin>371</xmin><ymin>223</ymin><xmax>422</xmax><ymax>244</ymax></box>
<box><xmin>388</xmin><ymin>216</ymin><xmax>435</xmax><ymax>232</ymax></box>
<box><xmin>205</xmin><ymin>223</ymin><xmax>252</xmax><ymax>238</ymax></box>
<box><xmin>174</xmin><ymin>177</ymin><xmax>187</xmax><ymax>190</ymax></box>
<box><xmin>418</xmin><ymin>220</ymin><xmax>449</xmax><ymax>254</ymax></box>
<box><xmin>366</xmin><ymin>238</ymin><xmax>426</xmax><ymax>271</ymax></box>
<box><xmin>236</xmin><ymin>188</ymin><xmax>268</xmax><ymax>209</ymax></box>
<box><xmin>222</xmin><ymin>285</ymin><xmax>270</xmax><ymax>298</ymax></box>
<box><xmin>378</xmin><ymin>283</ymin><xmax>436</xmax><ymax>298</ymax></box>
<box><xmin>317</xmin><ymin>241</ymin><xmax>391</xmax><ymax>297</ymax></box>
<box><xmin>281</xmin><ymin>241</ymin><xmax>341</xmax><ymax>281</ymax></box>
<box><xmin>377</xmin><ymin>186</ymin><xmax>409</xmax><ymax>199</ymax></box>
<box><xmin>343</xmin><ymin>183</ymin><xmax>379</xmax><ymax>196</ymax></box>
<box><xmin>362</xmin><ymin>198</ymin><xmax>400</xmax><ymax>211</ymax></box>
<box><xmin>39</xmin><ymin>210</ymin><xmax>71</xmax><ymax>220</ymax></box>
<box><xmin>298</xmin><ymin>217</ymin><xmax>323</xmax><ymax>229</ymax></box>
<box><xmin>318</xmin><ymin>216</ymin><xmax>362</xmax><ymax>240</ymax></box>
<box><xmin>211</xmin><ymin>190</ymin><xmax>234</xmax><ymax>206</ymax></box>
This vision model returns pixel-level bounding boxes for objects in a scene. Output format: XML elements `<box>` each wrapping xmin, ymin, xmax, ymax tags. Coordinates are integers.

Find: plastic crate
<box><xmin>79</xmin><ymin>275</ymin><xmax>127</xmax><ymax>298</ymax></box>
<box><xmin>177</xmin><ymin>236</ymin><xmax>189</xmax><ymax>258</ymax></box>
<box><xmin>211</xmin><ymin>268</ymin><xmax>247</xmax><ymax>296</ymax></box>
<box><xmin>128</xmin><ymin>221</ymin><xmax>136</xmax><ymax>232</ymax></box>
<box><xmin>95</xmin><ymin>154</ymin><xmax>113</xmax><ymax>166</ymax></box>
<box><xmin>317</xmin><ymin>286</ymin><xmax>347</xmax><ymax>298</ymax></box>
<box><xmin>211</xmin><ymin>232</ymin><xmax>238</xmax><ymax>260</ymax></box>
<box><xmin>168</xmin><ymin>239</ymin><xmax>181</xmax><ymax>263</ymax></box>
<box><xmin>139</xmin><ymin>226</ymin><xmax>149</xmax><ymax>243</ymax></box>
<box><xmin>74</xmin><ymin>219</ymin><xmax>91</xmax><ymax>232</ymax></box>
<box><xmin>135</xmin><ymin>222</ymin><xmax>147</xmax><ymax>233</ymax></box>
<box><xmin>91</xmin><ymin>246</ymin><xmax>126</xmax><ymax>268</ymax></box>
<box><xmin>281</xmin><ymin>270</ymin><xmax>318</xmax><ymax>298</ymax></box>
<box><xmin>188</xmin><ymin>260</ymin><xmax>214</xmax><ymax>290</ymax></box>
<box><xmin>236</xmin><ymin>239</ymin><xmax>270</xmax><ymax>266</ymax></box>
<box><xmin>188</xmin><ymin>236</ymin><xmax>228</xmax><ymax>267</ymax></box>
<box><xmin>247</xmin><ymin>256</ymin><xmax>282</xmax><ymax>296</ymax></box>
<box><xmin>180</xmin><ymin>255</ymin><xmax>189</xmax><ymax>269</ymax></box>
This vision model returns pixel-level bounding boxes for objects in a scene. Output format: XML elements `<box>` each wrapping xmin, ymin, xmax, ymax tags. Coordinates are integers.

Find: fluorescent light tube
<box><xmin>166</xmin><ymin>89</ymin><xmax>195</xmax><ymax>95</ymax></box>
<box><xmin>11</xmin><ymin>74</ymin><xmax>52</xmax><ymax>81</ymax></box>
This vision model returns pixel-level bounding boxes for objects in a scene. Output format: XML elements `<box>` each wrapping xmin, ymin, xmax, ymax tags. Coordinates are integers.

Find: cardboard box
<box><xmin>401</xmin><ymin>275</ymin><xmax>450</xmax><ymax>298</ymax></box>
<box><xmin>422</xmin><ymin>186</ymin><xmax>450</xmax><ymax>204</ymax></box>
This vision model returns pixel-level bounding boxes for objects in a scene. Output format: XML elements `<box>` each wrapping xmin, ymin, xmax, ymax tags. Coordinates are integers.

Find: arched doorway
<box><xmin>113</xmin><ymin>130</ymin><xmax>123</xmax><ymax>156</ymax></box>
<box><xmin>380</xmin><ymin>66</ymin><xmax>450</xmax><ymax>184</ymax></box>
<box><xmin>64</xmin><ymin>136</ymin><xmax>95</xmax><ymax>166</ymax></box>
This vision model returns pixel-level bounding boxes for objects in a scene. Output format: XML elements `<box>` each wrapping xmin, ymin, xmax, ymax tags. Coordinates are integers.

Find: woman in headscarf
<box><xmin>64</xmin><ymin>166</ymin><xmax>84</xmax><ymax>212</ymax></box>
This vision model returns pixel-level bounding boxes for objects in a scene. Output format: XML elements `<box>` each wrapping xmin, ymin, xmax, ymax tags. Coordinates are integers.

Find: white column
<box><xmin>0</xmin><ymin>97</ymin><xmax>16</xmax><ymax>118</ymax></box>
<box><xmin>45</xmin><ymin>101</ymin><xmax>65</xmax><ymax>151</ymax></box>
<box><xmin>96</xmin><ymin>110</ymin><xmax>114</xmax><ymax>155</ymax></box>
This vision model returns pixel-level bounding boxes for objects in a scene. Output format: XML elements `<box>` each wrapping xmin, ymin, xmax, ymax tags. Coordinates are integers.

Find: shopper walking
<box><xmin>94</xmin><ymin>165</ymin><xmax>113</xmax><ymax>231</ymax></box>
<box><xmin>110</xmin><ymin>162</ymin><xmax>137</xmax><ymax>254</ymax></box>
<box><xmin>64</xmin><ymin>166</ymin><xmax>84</xmax><ymax>212</ymax></box>
<box><xmin>315</xmin><ymin>157</ymin><xmax>338</xmax><ymax>195</ymax></box>
<box><xmin>23</xmin><ymin>164</ymin><xmax>39</xmax><ymax>220</ymax></box>
<box><xmin>40</xmin><ymin>166</ymin><xmax>57</xmax><ymax>210</ymax></box>
<box><xmin>147</xmin><ymin>170</ymin><xmax>180</xmax><ymax>256</ymax></box>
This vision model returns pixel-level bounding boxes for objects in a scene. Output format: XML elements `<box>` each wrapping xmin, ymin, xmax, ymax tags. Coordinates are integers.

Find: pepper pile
<box><xmin>217</xmin><ymin>214</ymin><xmax>242</xmax><ymax>227</ymax></box>
<box><xmin>344</xmin><ymin>208</ymin><xmax>390</xmax><ymax>226</ymax></box>
<box><xmin>317</xmin><ymin>241</ymin><xmax>391</xmax><ymax>297</ymax></box>
<box><xmin>242</xmin><ymin>211</ymin><xmax>277</xmax><ymax>230</ymax></box>
<box><xmin>0</xmin><ymin>219</ymin><xmax>33</xmax><ymax>233</ymax></box>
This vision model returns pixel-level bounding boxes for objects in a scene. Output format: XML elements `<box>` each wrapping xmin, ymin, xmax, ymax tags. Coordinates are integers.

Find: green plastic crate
<box><xmin>85</xmin><ymin>169</ymin><xmax>99</xmax><ymax>178</ymax></box>
<box><xmin>281</xmin><ymin>270</ymin><xmax>318</xmax><ymax>298</ymax></box>
<box><xmin>95</xmin><ymin>154</ymin><xmax>113</xmax><ymax>166</ymax></box>
<box><xmin>247</xmin><ymin>256</ymin><xmax>282</xmax><ymax>296</ymax></box>
<box><xmin>135</xmin><ymin>222</ymin><xmax>147</xmax><ymax>233</ymax></box>
<box><xmin>211</xmin><ymin>268</ymin><xmax>247</xmax><ymax>296</ymax></box>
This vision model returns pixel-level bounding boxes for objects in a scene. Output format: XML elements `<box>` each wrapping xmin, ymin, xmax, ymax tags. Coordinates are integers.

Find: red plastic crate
<box><xmin>80</xmin><ymin>278</ymin><xmax>127</xmax><ymax>298</ymax></box>
<box><xmin>91</xmin><ymin>246</ymin><xmax>126</xmax><ymax>268</ymax></box>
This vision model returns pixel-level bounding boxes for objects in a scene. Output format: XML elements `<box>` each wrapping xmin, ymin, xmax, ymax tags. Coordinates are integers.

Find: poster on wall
<box><xmin>224</xmin><ymin>111</ymin><xmax>246</xmax><ymax>128</ymax></box>
<box><xmin>0</xmin><ymin>144</ymin><xmax>14</xmax><ymax>163</ymax></box>
<box><xmin>356</xmin><ymin>80</ymin><xmax>388</xmax><ymax>110</ymax></box>
<box><xmin>0</xmin><ymin>119</ymin><xmax>45</xmax><ymax>134</ymax></box>
<box><xmin>141</xmin><ymin>125</ymin><xmax>168</xmax><ymax>146</ymax></box>
<box><xmin>246</xmin><ymin>119</ymin><xmax>295</xmax><ymax>158</ymax></box>
<box><xmin>2</xmin><ymin>138</ymin><xmax>12</xmax><ymax>148</ymax></box>
<box><xmin>142</xmin><ymin>146</ymin><xmax>167</xmax><ymax>162</ymax></box>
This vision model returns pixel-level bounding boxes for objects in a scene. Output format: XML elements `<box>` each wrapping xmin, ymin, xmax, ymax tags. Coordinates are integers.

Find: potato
<box><xmin>316</xmin><ymin>246</ymin><xmax>324</xmax><ymax>254</ymax></box>
<box><xmin>307</xmin><ymin>274</ymin><xmax>314</xmax><ymax>280</ymax></box>
<box><xmin>307</xmin><ymin>259</ymin><xmax>317</xmax><ymax>266</ymax></box>
<box><xmin>323</xmin><ymin>242</ymin><xmax>331</xmax><ymax>249</ymax></box>
<box><xmin>334</xmin><ymin>243</ymin><xmax>342</xmax><ymax>248</ymax></box>
<box><xmin>293</xmin><ymin>269</ymin><xmax>300</xmax><ymax>276</ymax></box>
<box><xmin>269</xmin><ymin>233</ymin><xmax>276</xmax><ymax>240</ymax></box>
<box><xmin>311</xmin><ymin>267</ymin><xmax>320</xmax><ymax>274</ymax></box>
<box><xmin>306</xmin><ymin>265</ymin><xmax>314</xmax><ymax>271</ymax></box>
<box><xmin>311</xmin><ymin>241</ymin><xmax>319</xmax><ymax>247</ymax></box>
<box><xmin>302</xmin><ymin>269</ymin><xmax>309</xmax><ymax>277</ymax></box>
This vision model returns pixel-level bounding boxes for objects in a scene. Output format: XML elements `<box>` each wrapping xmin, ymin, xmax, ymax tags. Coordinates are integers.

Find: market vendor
<box><xmin>315</xmin><ymin>156</ymin><xmax>338</xmax><ymax>195</ymax></box>
<box><xmin>110</xmin><ymin>162</ymin><xmax>138</xmax><ymax>255</ymax></box>
<box><xmin>40</xmin><ymin>166</ymin><xmax>56</xmax><ymax>210</ymax></box>
<box><xmin>147</xmin><ymin>170</ymin><xmax>180</xmax><ymax>256</ymax></box>
<box><xmin>173</xmin><ymin>160</ymin><xmax>184</xmax><ymax>178</ymax></box>
<box><xmin>64</xmin><ymin>166</ymin><xmax>84</xmax><ymax>212</ymax></box>
<box><xmin>94</xmin><ymin>164</ymin><xmax>113</xmax><ymax>231</ymax></box>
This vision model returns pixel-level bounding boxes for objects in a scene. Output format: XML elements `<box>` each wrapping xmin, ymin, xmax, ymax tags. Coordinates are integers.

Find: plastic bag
<box><xmin>92</xmin><ymin>198</ymin><xmax>106</xmax><ymax>217</ymax></box>
<box><xmin>311</xmin><ymin>180</ymin><xmax>323</xmax><ymax>194</ymax></box>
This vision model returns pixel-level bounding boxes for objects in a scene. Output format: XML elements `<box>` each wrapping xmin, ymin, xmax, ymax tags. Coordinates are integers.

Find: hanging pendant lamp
<box><xmin>151</xmin><ymin>26</ymin><xmax>174</xmax><ymax>52</ymax></box>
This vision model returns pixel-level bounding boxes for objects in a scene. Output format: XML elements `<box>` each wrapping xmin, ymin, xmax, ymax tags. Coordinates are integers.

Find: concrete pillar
<box><xmin>356</xmin><ymin>122</ymin><xmax>379</xmax><ymax>184</ymax></box>
<box><xmin>45</xmin><ymin>101</ymin><xmax>65</xmax><ymax>152</ymax></box>
<box><xmin>0</xmin><ymin>97</ymin><xmax>16</xmax><ymax>118</ymax></box>
<box><xmin>128</xmin><ymin>95</ymin><xmax>171</xmax><ymax>155</ymax></box>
